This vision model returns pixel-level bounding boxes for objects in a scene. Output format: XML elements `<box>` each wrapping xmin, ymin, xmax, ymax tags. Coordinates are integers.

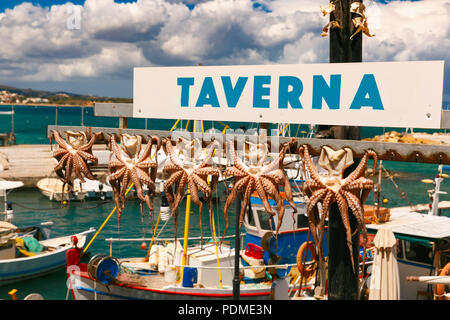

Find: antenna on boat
<box><xmin>427</xmin><ymin>165</ymin><xmax>448</xmax><ymax>216</ymax></box>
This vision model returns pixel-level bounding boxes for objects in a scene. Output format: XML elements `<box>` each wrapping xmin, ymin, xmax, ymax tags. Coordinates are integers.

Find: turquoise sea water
<box><xmin>0</xmin><ymin>104</ymin><xmax>448</xmax><ymax>300</ymax></box>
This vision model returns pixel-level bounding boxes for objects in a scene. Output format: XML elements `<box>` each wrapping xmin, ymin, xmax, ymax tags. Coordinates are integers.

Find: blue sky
<box><xmin>0</xmin><ymin>1</ymin><xmax>137</xmax><ymax>12</ymax></box>
<box><xmin>0</xmin><ymin>0</ymin><xmax>448</xmax><ymax>101</ymax></box>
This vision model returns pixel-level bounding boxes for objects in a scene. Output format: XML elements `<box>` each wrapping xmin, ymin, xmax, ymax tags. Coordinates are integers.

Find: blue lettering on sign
<box><xmin>196</xmin><ymin>77</ymin><xmax>220</xmax><ymax>107</ymax></box>
<box><xmin>350</xmin><ymin>74</ymin><xmax>384</xmax><ymax>110</ymax></box>
<box><xmin>221</xmin><ymin>76</ymin><xmax>248</xmax><ymax>108</ymax></box>
<box><xmin>312</xmin><ymin>74</ymin><xmax>341</xmax><ymax>109</ymax></box>
<box><xmin>278</xmin><ymin>76</ymin><xmax>303</xmax><ymax>109</ymax></box>
<box><xmin>176</xmin><ymin>74</ymin><xmax>384</xmax><ymax>111</ymax></box>
<box><xmin>253</xmin><ymin>75</ymin><xmax>271</xmax><ymax>108</ymax></box>
<box><xmin>177</xmin><ymin>77</ymin><xmax>194</xmax><ymax>107</ymax></box>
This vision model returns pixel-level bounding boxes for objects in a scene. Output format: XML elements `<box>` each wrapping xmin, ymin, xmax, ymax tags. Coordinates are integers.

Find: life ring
<box><xmin>296</xmin><ymin>241</ymin><xmax>317</xmax><ymax>278</ymax></box>
<box><xmin>434</xmin><ymin>262</ymin><xmax>450</xmax><ymax>300</ymax></box>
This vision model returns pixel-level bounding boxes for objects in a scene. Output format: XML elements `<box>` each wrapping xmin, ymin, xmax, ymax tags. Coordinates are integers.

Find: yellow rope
<box><xmin>179</xmin><ymin>187</ymin><xmax>192</xmax><ymax>284</ymax></box>
<box><xmin>278</xmin><ymin>123</ymin><xmax>290</xmax><ymax>136</ymax></box>
<box><xmin>210</xmin><ymin>207</ymin><xmax>223</xmax><ymax>288</ymax></box>
<box><xmin>170</xmin><ymin>119</ymin><xmax>181</xmax><ymax>132</ymax></box>
<box><xmin>144</xmin><ymin>209</ymin><xmax>161</xmax><ymax>262</ymax></box>
<box><xmin>82</xmin><ymin>182</ymin><xmax>135</xmax><ymax>255</ymax></box>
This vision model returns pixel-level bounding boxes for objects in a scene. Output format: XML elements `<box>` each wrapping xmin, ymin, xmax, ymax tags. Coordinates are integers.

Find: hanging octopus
<box><xmin>298</xmin><ymin>144</ymin><xmax>377</xmax><ymax>273</ymax></box>
<box><xmin>108</xmin><ymin>133</ymin><xmax>161</xmax><ymax>235</ymax></box>
<box><xmin>162</xmin><ymin>137</ymin><xmax>220</xmax><ymax>243</ymax></box>
<box><xmin>50</xmin><ymin>130</ymin><xmax>101</xmax><ymax>201</ymax></box>
<box><xmin>222</xmin><ymin>138</ymin><xmax>297</xmax><ymax>242</ymax></box>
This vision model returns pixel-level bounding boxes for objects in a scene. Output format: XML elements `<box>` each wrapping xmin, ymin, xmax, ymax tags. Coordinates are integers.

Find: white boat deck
<box><xmin>366</xmin><ymin>210</ymin><xmax>450</xmax><ymax>240</ymax></box>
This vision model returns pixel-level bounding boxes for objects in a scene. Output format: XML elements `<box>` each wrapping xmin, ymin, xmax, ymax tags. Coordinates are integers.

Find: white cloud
<box><xmin>0</xmin><ymin>0</ymin><xmax>448</xmax><ymax>99</ymax></box>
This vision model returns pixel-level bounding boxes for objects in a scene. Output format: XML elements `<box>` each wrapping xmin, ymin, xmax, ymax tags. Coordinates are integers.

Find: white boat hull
<box><xmin>69</xmin><ymin>272</ymin><xmax>273</xmax><ymax>300</ymax></box>
<box><xmin>0</xmin><ymin>228</ymin><xmax>95</xmax><ymax>286</ymax></box>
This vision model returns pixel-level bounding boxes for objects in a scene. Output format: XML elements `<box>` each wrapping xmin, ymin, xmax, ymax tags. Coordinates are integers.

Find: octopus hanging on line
<box><xmin>298</xmin><ymin>144</ymin><xmax>377</xmax><ymax>273</ymax></box>
<box><xmin>222</xmin><ymin>138</ymin><xmax>297</xmax><ymax>242</ymax></box>
<box><xmin>50</xmin><ymin>130</ymin><xmax>101</xmax><ymax>201</ymax></box>
<box><xmin>108</xmin><ymin>133</ymin><xmax>161</xmax><ymax>234</ymax></box>
<box><xmin>162</xmin><ymin>137</ymin><xmax>221</xmax><ymax>243</ymax></box>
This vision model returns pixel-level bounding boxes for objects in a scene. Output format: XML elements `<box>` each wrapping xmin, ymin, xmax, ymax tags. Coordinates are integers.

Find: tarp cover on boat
<box><xmin>0</xmin><ymin>221</ymin><xmax>17</xmax><ymax>245</ymax></box>
<box><xmin>22</xmin><ymin>236</ymin><xmax>44</xmax><ymax>253</ymax></box>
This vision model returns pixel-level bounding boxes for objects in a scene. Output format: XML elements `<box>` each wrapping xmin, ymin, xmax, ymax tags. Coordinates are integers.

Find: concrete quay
<box><xmin>0</xmin><ymin>144</ymin><xmax>109</xmax><ymax>188</ymax></box>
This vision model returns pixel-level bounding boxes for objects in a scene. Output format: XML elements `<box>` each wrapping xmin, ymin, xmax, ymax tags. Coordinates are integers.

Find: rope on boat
<box><xmin>11</xmin><ymin>200</ymin><xmax>110</xmax><ymax>211</ymax></box>
<box><xmin>82</xmin><ymin>183</ymin><xmax>135</xmax><ymax>256</ymax></box>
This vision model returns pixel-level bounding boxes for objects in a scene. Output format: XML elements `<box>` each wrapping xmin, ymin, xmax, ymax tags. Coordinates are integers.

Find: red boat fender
<box><xmin>245</xmin><ymin>243</ymin><xmax>264</xmax><ymax>259</ymax></box>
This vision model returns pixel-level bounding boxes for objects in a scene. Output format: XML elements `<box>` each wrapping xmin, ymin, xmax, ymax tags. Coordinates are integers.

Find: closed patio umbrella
<box><xmin>369</xmin><ymin>227</ymin><xmax>400</xmax><ymax>300</ymax></box>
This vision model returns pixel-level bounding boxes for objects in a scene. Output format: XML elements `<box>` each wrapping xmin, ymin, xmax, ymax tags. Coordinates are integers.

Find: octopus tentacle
<box><xmin>52</xmin><ymin>148</ymin><xmax>68</xmax><ymax>159</ymax></box>
<box><xmin>254</xmin><ymin>178</ymin><xmax>275</xmax><ymax>216</ymax></box>
<box><xmin>54</xmin><ymin>153</ymin><xmax>70</xmax><ymax>172</ymax></box>
<box><xmin>221</xmin><ymin>175</ymin><xmax>251</xmax><ymax>241</ymax></box>
<box><xmin>74</xmin><ymin>153</ymin><xmax>95</xmax><ymax>180</ymax></box>
<box><xmin>343</xmin><ymin>190</ymin><xmax>368</xmax><ymax>243</ymax></box>
<box><xmin>306</xmin><ymin>188</ymin><xmax>328</xmax><ymax>248</ymax></box>
<box><xmin>188</xmin><ymin>176</ymin><xmax>204</xmax><ymax>245</ymax></box>
<box><xmin>343</xmin><ymin>150</ymin><xmax>377</xmax><ymax>187</ymax></box>
<box><xmin>78</xmin><ymin>133</ymin><xmax>99</xmax><ymax>153</ymax></box>
<box><xmin>299</xmin><ymin>145</ymin><xmax>326</xmax><ymax>188</ymax></box>
<box><xmin>51</xmin><ymin>131</ymin><xmax>68</xmax><ymax>150</ymax></box>
<box><xmin>76</xmin><ymin>150</ymin><xmax>98</xmax><ymax>164</ymax></box>
<box><xmin>318</xmin><ymin>191</ymin><xmax>334</xmax><ymax>250</ymax></box>
<box><xmin>335</xmin><ymin>191</ymin><xmax>356</xmax><ymax>274</ymax></box>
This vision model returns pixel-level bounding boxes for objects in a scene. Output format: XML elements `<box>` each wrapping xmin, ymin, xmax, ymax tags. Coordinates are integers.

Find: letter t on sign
<box><xmin>177</xmin><ymin>77</ymin><xmax>194</xmax><ymax>107</ymax></box>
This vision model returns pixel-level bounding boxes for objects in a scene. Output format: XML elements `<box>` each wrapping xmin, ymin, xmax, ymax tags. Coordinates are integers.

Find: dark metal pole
<box><xmin>327</xmin><ymin>0</ymin><xmax>362</xmax><ymax>300</ymax></box>
<box><xmin>232</xmin><ymin>194</ymin><xmax>241</xmax><ymax>300</ymax></box>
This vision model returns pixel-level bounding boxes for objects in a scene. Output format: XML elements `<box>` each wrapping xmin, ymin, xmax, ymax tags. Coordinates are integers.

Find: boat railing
<box><xmin>104</xmin><ymin>234</ymin><xmax>245</xmax><ymax>255</ymax></box>
<box><xmin>104</xmin><ymin>234</ymin><xmax>243</xmax><ymax>243</ymax></box>
<box><xmin>173</xmin><ymin>263</ymin><xmax>300</xmax><ymax>270</ymax></box>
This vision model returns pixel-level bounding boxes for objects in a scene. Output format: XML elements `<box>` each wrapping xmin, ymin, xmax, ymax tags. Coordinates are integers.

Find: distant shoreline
<box><xmin>0</xmin><ymin>102</ymin><xmax>131</xmax><ymax>108</ymax></box>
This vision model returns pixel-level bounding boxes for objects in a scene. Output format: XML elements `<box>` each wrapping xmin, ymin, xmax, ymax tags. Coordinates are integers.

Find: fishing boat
<box><xmin>0</xmin><ymin>179</ymin><xmax>96</xmax><ymax>285</ymax></box>
<box><xmin>66</xmin><ymin>191</ymin><xmax>321</xmax><ymax>300</ymax></box>
<box><xmin>37</xmin><ymin>177</ymin><xmax>113</xmax><ymax>201</ymax></box>
<box><xmin>362</xmin><ymin>165</ymin><xmax>450</xmax><ymax>300</ymax></box>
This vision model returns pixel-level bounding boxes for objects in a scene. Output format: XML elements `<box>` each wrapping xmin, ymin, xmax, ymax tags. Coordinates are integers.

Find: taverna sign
<box><xmin>133</xmin><ymin>61</ymin><xmax>445</xmax><ymax>128</ymax></box>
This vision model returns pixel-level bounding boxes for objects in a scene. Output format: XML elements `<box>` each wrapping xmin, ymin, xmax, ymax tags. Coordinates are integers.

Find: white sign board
<box><xmin>133</xmin><ymin>61</ymin><xmax>444</xmax><ymax>128</ymax></box>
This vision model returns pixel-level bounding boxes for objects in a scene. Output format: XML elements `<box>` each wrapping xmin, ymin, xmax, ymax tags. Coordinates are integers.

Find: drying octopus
<box><xmin>299</xmin><ymin>145</ymin><xmax>377</xmax><ymax>273</ymax></box>
<box><xmin>108</xmin><ymin>133</ymin><xmax>161</xmax><ymax>234</ymax></box>
<box><xmin>50</xmin><ymin>130</ymin><xmax>101</xmax><ymax>200</ymax></box>
<box><xmin>162</xmin><ymin>137</ymin><xmax>220</xmax><ymax>242</ymax></box>
<box><xmin>222</xmin><ymin>138</ymin><xmax>297</xmax><ymax>242</ymax></box>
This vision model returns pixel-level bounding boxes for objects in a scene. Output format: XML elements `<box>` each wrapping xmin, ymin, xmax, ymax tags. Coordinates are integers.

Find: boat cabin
<box><xmin>366</xmin><ymin>209</ymin><xmax>450</xmax><ymax>300</ymax></box>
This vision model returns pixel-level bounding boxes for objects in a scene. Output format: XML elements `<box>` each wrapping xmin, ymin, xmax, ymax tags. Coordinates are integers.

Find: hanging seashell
<box><xmin>350</xmin><ymin>1</ymin><xmax>375</xmax><ymax>40</ymax></box>
<box><xmin>321</xmin><ymin>20</ymin><xmax>341</xmax><ymax>37</ymax></box>
<box><xmin>320</xmin><ymin>2</ymin><xmax>335</xmax><ymax>16</ymax></box>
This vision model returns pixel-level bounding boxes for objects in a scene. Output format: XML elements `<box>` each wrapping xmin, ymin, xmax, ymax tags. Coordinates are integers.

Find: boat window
<box><xmin>246</xmin><ymin>207</ymin><xmax>256</xmax><ymax>227</ymax></box>
<box><xmin>257</xmin><ymin>210</ymin><xmax>273</xmax><ymax>231</ymax></box>
<box><xmin>404</xmin><ymin>240</ymin><xmax>432</xmax><ymax>265</ymax></box>
<box><xmin>296</xmin><ymin>214</ymin><xmax>309</xmax><ymax>229</ymax></box>
<box><xmin>396</xmin><ymin>240</ymin><xmax>404</xmax><ymax>259</ymax></box>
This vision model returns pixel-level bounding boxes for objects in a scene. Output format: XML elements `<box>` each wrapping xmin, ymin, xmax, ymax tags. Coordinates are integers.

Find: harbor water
<box><xmin>0</xmin><ymin>104</ymin><xmax>448</xmax><ymax>300</ymax></box>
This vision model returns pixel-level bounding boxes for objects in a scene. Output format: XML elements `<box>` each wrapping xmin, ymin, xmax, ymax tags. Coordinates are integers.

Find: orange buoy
<box><xmin>296</xmin><ymin>241</ymin><xmax>317</xmax><ymax>278</ymax></box>
<box><xmin>434</xmin><ymin>262</ymin><xmax>450</xmax><ymax>300</ymax></box>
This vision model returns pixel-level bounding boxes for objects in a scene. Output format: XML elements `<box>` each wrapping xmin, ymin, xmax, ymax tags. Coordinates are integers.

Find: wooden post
<box><xmin>327</xmin><ymin>0</ymin><xmax>362</xmax><ymax>300</ymax></box>
<box><xmin>232</xmin><ymin>194</ymin><xmax>241</xmax><ymax>300</ymax></box>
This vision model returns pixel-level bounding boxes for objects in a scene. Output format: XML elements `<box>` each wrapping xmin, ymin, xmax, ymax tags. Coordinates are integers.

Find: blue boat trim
<box><xmin>397</xmin><ymin>259</ymin><xmax>431</xmax><ymax>270</ymax></box>
<box><xmin>250</xmin><ymin>196</ymin><xmax>303</xmax><ymax>206</ymax></box>
<box><xmin>0</xmin><ymin>259</ymin><xmax>65</xmax><ymax>278</ymax></box>
<box><xmin>75</xmin><ymin>286</ymin><xmax>142</xmax><ymax>300</ymax></box>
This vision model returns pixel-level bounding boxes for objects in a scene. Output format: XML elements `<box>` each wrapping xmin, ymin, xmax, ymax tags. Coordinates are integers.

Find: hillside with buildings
<box><xmin>0</xmin><ymin>85</ymin><xmax>132</xmax><ymax>106</ymax></box>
